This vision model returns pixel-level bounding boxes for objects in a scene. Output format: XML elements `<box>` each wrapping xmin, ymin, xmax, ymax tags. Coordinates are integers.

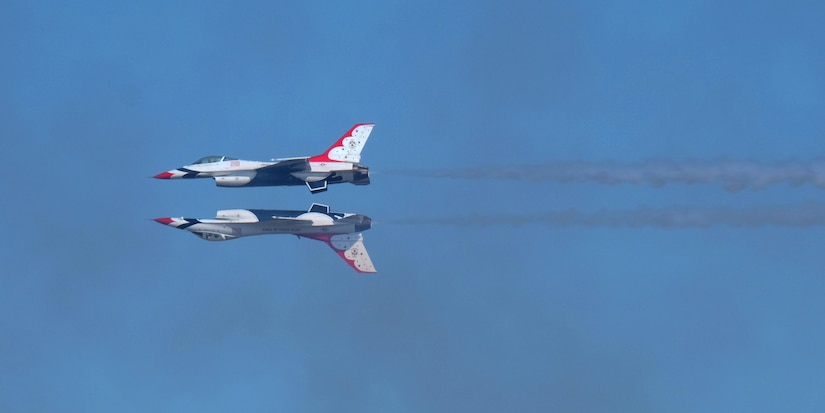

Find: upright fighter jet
<box><xmin>154</xmin><ymin>123</ymin><xmax>374</xmax><ymax>193</ymax></box>
<box><xmin>153</xmin><ymin>203</ymin><xmax>377</xmax><ymax>273</ymax></box>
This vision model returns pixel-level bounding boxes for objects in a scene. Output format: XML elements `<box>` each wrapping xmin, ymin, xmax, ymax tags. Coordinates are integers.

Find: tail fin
<box><xmin>309</xmin><ymin>123</ymin><xmax>374</xmax><ymax>163</ymax></box>
<box><xmin>327</xmin><ymin>232</ymin><xmax>377</xmax><ymax>273</ymax></box>
<box><xmin>303</xmin><ymin>232</ymin><xmax>377</xmax><ymax>273</ymax></box>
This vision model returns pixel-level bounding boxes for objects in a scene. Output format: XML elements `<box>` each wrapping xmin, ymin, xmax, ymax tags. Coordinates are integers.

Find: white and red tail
<box><xmin>309</xmin><ymin>123</ymin><xmax>374</xmax><ymax>163</ymax></box>
<box><xmin>304</xmin><ymin>232</ymin><xmax>377</xmax><ymax>273</ymax></box>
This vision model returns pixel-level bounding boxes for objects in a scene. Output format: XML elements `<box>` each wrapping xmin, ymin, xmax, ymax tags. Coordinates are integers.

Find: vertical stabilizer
<box><xmin>304</xmin><ymin>232</ymin><xmax>377</xmax><ymax>273</ymax></box>
<box><xmin>329</xmin><ymin>233</ymin><xmax>377</xmax><ymax>273</ymax></box>
<box><xmin>309</xmin><ymin>123</ymin><xmax>374</xmax><ymax>163</ymax></box>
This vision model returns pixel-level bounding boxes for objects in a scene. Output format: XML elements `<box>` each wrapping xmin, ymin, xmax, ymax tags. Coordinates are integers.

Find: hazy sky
<box><xmin>3</xmin><ymin>1</ymin><xmax>825</xmax><ymax>412</ymax></box>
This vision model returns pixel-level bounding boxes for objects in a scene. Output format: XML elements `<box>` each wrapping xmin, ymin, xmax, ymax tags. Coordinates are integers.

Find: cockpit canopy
<box><xmin>191</xmin><ymin>155</ymin><xmax>238</xmax><ymax>165</ymax></box>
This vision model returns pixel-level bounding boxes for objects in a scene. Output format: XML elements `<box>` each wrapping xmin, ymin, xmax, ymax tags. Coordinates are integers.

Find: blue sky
<box><xmin>2</xmin><ymin>1</ymin><xmax>825</xmax><ymax>411</ymax></box>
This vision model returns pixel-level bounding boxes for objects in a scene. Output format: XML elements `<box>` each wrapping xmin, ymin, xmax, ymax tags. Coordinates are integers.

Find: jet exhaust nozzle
<box><xmin>355</xmin><ymin>215</ymin><xmax>372</xmax><ymax>232</ymax></box>
<box><xmin>352</xmin><ymin>166</ymin><xmax>370</xmax><ymax>185</ymax></box>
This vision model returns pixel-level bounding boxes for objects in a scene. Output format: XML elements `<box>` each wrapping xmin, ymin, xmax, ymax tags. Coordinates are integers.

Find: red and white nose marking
<box><xmin>153</xmin><ymin>169</ymin><xmax>189</xmax><ymax>179</ymax></box>
<box><xmin>153</xmin><ymin>217</ymin><xmax>188</xmax><ymax>228</ymax></box>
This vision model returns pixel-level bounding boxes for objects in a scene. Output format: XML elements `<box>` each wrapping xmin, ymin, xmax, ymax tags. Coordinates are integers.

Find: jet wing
<box><xmin>256</xmin><ymin>158</ymin><xmax>309</xmax><ymax>172</ymax></box>
<box><xmin>304</xmin><ymin>233</ymin><xmax>377</xmax><ymax>273</ymax></box>
<box><xmin>242</xmin><ymin>158</ymin><xmax>312</xmax><ymax>188</ymax></box>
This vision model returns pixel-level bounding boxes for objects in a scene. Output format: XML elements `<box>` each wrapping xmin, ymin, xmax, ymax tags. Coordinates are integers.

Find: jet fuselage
<box><xmin>154</xmin><ymin>204</ymin><xmax>376</xmax><ymax>272</ymax></box>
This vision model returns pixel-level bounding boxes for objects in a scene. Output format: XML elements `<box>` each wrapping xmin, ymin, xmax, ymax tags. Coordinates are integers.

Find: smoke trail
<box><xmin>385</xmin><ymin>203</ymin><xmax>825</xmax><ymax>228</ymax></box>
<box><xmin>384</xmin><ymin>160</ymin><xmax>825</xmax><ymax>191</ymax></box>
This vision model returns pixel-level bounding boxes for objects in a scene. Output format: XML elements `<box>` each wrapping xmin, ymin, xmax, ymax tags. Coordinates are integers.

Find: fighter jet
<box><xmin>153</xmin><ymin>203</ymin><xmax>377</xmax><ymax>273</ymax></box>
<box><xmin>154</xmin><ymin>123</ymin><xmax>374</xmax><ymax>193</ymax></box>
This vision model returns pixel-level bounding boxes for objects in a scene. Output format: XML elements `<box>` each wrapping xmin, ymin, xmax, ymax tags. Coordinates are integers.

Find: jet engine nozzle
<box><xmin>352</xmin><ymin>165</ymin><xmax>370</xmax><ymax>185</ymax></box>
<box><xmin>354</xmin><ymin>215</ymin><xmax>372</xmax><ymax>232</ymax></box>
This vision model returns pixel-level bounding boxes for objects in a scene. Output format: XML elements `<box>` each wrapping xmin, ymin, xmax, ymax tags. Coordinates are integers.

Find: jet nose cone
<box><xmin>154</xmin><ymin>217</ymin><xmax>174</xmax><ymax>225</ymax></box>
<box><xmin>154</xmin><ymin>171</ymin><xmax>174</xmax><ymax>179</ymax></box>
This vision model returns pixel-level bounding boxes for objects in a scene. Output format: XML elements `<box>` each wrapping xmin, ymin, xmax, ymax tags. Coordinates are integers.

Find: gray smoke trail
<box><xmin>384</xmin><ymin>160</ymin><xmax>825</xmax><ymax>191</ymax></box>
<box><xmin>385</xmin><ymin>203</ymin><xmax>825</xmax><ymax>228</ymax></box>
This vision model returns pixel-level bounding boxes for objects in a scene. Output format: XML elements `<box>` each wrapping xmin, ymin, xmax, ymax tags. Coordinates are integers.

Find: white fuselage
<box><xmin>176</xmin><ymin>160</ymin><xmax>356</xmax><ymax>178</ymax></box>
<box><xmin>187</xmin><ymin>220</ymin><xmax>359</xmax><ymax>240</ymax></box>
<box><xmin>153</xmin><ymin>123</ymin><xmax>374</xmax><ymax>192</ymax></box>
<box><xmin>164</xmin><ymin>211</ymin><xmax>368</xmax><ymax>241</ymax></box>
<box><xmin>154</xmin><ymin>203</ymin><xmax>376</xmax><ymax>272</ymax></box>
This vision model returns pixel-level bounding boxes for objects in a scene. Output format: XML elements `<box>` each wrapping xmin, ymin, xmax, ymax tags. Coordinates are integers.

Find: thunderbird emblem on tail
<box><xmin>154</xmin><ymin>123</ymin><xmax>374</xmax><ymax>193</ymax></box>
<box><xmin>154</xmin><ymin>203</ymin><xmax>377</xmax><ymax>273</ymax></box>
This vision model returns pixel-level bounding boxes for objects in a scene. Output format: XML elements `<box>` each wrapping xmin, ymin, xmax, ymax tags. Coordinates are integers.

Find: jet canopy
<box><xmin>191</xmin><ymin>155</ymin><xmax>238</xmax><ymax>165</ymax></box>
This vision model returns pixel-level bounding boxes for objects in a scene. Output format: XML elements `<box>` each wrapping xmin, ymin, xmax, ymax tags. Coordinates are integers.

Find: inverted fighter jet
<box><xmin>153</xmin><ymin>203</ymin><xmax>377</xmax><ymax>273</ymax></box>
<box><xmin>154</xmin><ymin>123</ymin><xmax>374</xmax><ymax>193</ymax></box>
